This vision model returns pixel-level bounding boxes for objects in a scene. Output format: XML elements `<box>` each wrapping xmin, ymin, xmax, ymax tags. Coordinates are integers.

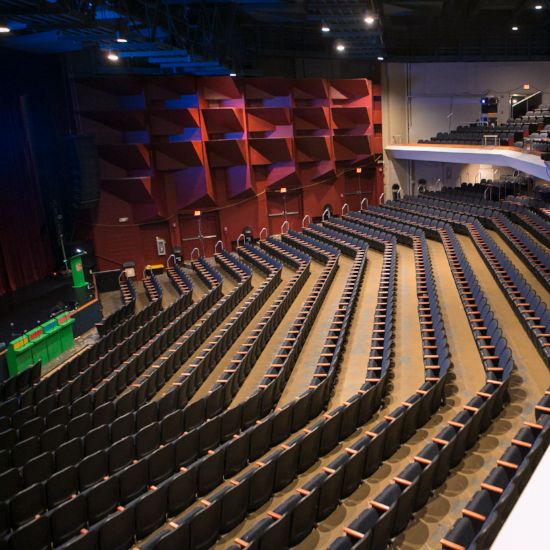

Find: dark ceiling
<box><xmin>1</xmin><ymin>1</ymin><xmax>550</xmax><ymax>76</ymax></box>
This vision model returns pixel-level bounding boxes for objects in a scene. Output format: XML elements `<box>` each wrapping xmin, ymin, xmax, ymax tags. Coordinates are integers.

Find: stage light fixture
<box><xmin>336</xmin><ymin>43</ymin><xmax>345</xmax><ymax>52</ymax></box>
<box><xmin>364</xmin><ymin>16</ymin><xmax>375</xmax><ymax>25</ymax></box>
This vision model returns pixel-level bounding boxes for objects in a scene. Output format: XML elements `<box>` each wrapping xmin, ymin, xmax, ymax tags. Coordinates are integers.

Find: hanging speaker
<box><xmin>66</xmin><ymin>135</ymin><xmax>100</xmax><ymax>209</ymax></box>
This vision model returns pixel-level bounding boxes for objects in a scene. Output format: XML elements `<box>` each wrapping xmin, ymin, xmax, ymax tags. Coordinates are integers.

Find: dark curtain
<box><xmin>0</xmin><ymin>95</ymin><xmax>54</xmax><ymax>295</ymax></box>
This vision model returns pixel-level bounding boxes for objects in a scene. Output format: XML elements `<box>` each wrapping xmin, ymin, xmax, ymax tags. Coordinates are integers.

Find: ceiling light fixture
<box><xmin>336</xmin><ymin>43</ymin><xmax>345</xmax><ymax>52</ymax></box>
<box><xmin>0</xmin><ymin>25</ymin><xmax>10</xmax><ymax>33</ymax></box>
<box><xmin>512</xmin><ymin>26</ymin><xmax>519</xmax><ymax>31</ymax></box>
<box><xmin>321</xmin><ymin>25</ymin><xmax>330</xmax><ymax>32</ymax></box>
<box><xmin>116</xmin><ymin>37</ymin><xmax>128</xmax><ymax>43</ymax></box>
<box><xmin>364</xmin><ymin>16</ymin><xmax>375</xmax><ymax>25</ymax></box>
<box><xmin>535</xmin><ymin>4</ymin><xmax>543</xmax><ymax>10</ymax></box>
<box><xmin>377</xmin><ymin>56</ymin><xmax>384</xmax><ymax>61</ymax></box>
<box><xmin>229</xmin><ymin>72</ymin><xmax>237</xmax><ymax>77</ymax></box>
<box><xmin>106</xmin><ymin>51</ymin><xmax>119</xmax><ymax>61</ymax></box>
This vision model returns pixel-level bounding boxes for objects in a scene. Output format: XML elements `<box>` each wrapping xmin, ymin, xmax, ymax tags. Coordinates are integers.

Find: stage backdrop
<box><xmin>0</xmin><ymin>93</ymin><xmax>54</xmax><ymax>295</ymax></box>
<box><xmin>74</xmin><ymin>76</ymin><xmax>383</xmax><ymax>276</ymax></box>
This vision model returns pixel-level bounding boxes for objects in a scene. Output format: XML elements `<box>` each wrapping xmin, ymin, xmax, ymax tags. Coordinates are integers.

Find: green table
<box><xmin>6</xmin><ymin>313</ymin><xmax>76</xmax><ymax>377</ymax></box>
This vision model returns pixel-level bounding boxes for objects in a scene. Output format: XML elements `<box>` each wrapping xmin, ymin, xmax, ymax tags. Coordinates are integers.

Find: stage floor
<box><xmin>0</xmin><ymin>273</ymin><xmax>96</xmax><ymax>346</ymax></box>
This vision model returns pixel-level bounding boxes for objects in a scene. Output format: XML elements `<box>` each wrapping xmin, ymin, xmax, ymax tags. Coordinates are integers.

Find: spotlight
<box><xmin>336</xmin><ymin>43</ymin><xmax>345</xmax><ymax>52</ymax></box>
<box><xmin>106</xmin><ymin>51</ymin><xmax>119</xmax><ymax>61</ymax></box>
<box><xmin>512</xmin><ymin>26</ymin><xmax>519</xmax><ymax>31</ymax></box>
<box><xmin>0</xmin><ymin>25</ymin><xmax>10</xmax><ymax>33</ymax></box>
<box><xmin>377</xmin><ymin>56</ymin><xmax>384</xmax><ymax>61</ymax></box>
<box><xmin>364</xmin><ymin>16</ymin><xmax>375</xmax><ymax>25</ymax></box>
<box><xmin>321</xmin><ymin>25</ymin><xmax>330</xmax><ymax>32</ymax></box>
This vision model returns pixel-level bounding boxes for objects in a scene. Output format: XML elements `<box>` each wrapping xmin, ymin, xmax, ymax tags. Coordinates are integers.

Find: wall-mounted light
<box><xmin>194</xmin><ymin>210</ymin><xmax>202</xmax><ymax>217</ymax></box>
<box><xmin>280</xmin><ymin>187</ymin><xmax>287</xmax><ymax>194</ymax></box>
<box><xmin>118</xmin><ymin>217</ymin><xmax>129</xmax><ymax>223</ymax></box>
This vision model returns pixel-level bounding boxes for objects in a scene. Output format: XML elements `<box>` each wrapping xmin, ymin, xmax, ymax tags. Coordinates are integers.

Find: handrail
<box><xmin>236</xmin><ymin>233</ymin><xmax>245</xmax><ymax>248</ymax></box>
<box><xmin>166</xmin><ymin>254</ymin><xmax>175</xmax><ymax>268</ymax></box>
<box><xmin>214</xmin><ymin>240</ymin><xmax>224</xmax><ymax>254</ymax></box>
<box><xmin>341</xmin><ymin>203</ymin><xmax>350</xmax><ymax>216</ymax></box>
<box><xmin>190</xmin><ymin>247</ymin><xmax>200</xmax><ymax>261</ymax></box>
<box><xmin>360</xmin><ymin>198</ymin><xmax>368</xmax><ymax>211</ymax></box>
<box><xmin>281</xmin><ymin>220</ymin><xmax>290</xmax><ymax>235</ymax></box>
<box><xmin>95</xmin><ymin>254</ymin><xmax>124</xmax><ymax>268</ymax></box>
<box><xmin>322</xmin><ymin>208</ymin><xmax>331</xmax><ymax>221</ymax></box>
<box><xmin>379</xmin><ymin>192</ymin><xmax>384</xmax><ymax>204</ymax></box>
<box><xmin>302</xmin><ymin>214</ymin><xmax>311</xmax><ymax>229</ymax></box>
<box><xmin>259</xmin><ymin>227</ymin><xmax>268</xmax><ymax>241</ymax></box>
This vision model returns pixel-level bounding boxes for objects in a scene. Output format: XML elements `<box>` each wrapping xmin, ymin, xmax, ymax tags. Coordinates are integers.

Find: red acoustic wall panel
<box><xmin>76</xmin><ymin>76</ymin><xmax>382</xmax><ymax>276</ymax></box>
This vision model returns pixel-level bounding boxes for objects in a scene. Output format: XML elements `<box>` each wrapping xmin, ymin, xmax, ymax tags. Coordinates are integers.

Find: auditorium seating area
<box><xmin>0</xmin><ymin>185</ymin><xmax>547</xmax><ymax>550</ymax></box>
<box><xmin>419</xmin><ymin>109</ymin><xmax>550</xmax><ymax>151</ymax></box>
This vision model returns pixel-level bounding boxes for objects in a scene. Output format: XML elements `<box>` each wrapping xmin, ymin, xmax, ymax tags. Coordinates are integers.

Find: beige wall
<box><xmin>381</xmin><ymin>60</ymin><xmax>550</xmax><ymax>196</ymax></box>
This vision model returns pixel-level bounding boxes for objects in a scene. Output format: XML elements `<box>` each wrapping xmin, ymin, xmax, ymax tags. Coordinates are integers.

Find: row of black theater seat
<box><xmin>0</xmin><ymin>243</ymin><xmax>311</xmax><ymax>549</ymax></box>
<box><xmin>324</xmin><ymin>209</ymin><xmax>513</xmax><ymax>549</ymax></box>
<box><xmin>95</xmin><ymin>300</ymin><xmax>135</xmax><ymax>337</ymax></box>
<box><xmin>0</xmin><ymin>238</ymin><xmax>319</xmax><ymax>548</ymax></box>
<box><xmin>166</xmin><ymin>263</ymin><xmax>193</xmax><ymax>295</ymax></box>
<box><xmin>142</xmin><ymin>270</ymin><xmax>163</xmax><ymax>303</ymax></box>
<box><xmin>0</xmin><ymin>302</ymin><xmax>167</xmax><ymax>417</ymax></box>
<box><xmin>0</xmin><ymin>255</ymin><xmax>256</xmax><ymax>540</ymax></box>
<box><xmin>0</xmin><ymin>257</ymin><xmax>254</xmax><ymax>496</ymax></box>
<box><xmin>348</xmin><ymin>210</ymin><xmax>514</xmax><ymax>382</ymax></box>
<box><xmin>0</xmin><ymin>297</ymin><xmax>157</xmax><ymax>404</ymax></box>
<box><xmin>353</xmin><ymin>203</ymin><xmax>550</xmax><ymax>368</ymax></box>
<box><xmin>350</xmin><ymin>207</ymin><xmax>514</xmax><ymax>378</ymax></box>
<box><xmin>115</xmin><ymin>256</ymin><xmax>251</xmax><ymax>415</ymax></box>
<box><xmin>469</xmin><ymin>221</ymin><xmax>549</xmax><ymax>366</ymax></box>
<box><xmin>0</xmin><ymin>257</ymin><xmax>223</xmax><ymax>436</ymax></box>
<box><xmin>0</xmin><ymin>298</ymin><xmax>167</xmax><ymax>416</ymax></box>
<box><xmin>0</xmin><ymin>289</ymin><xmax>206</xmax><ymax>451</ymax></box>
<box><xmin>419</xmin><ymin>190</ymin><xmax>550</xmax><ymax>248</ymax></box>
<box><xmin>165</xmin><ymin>249</ymin><xmax>277</xmax><ymax>421</ymax></box>
<box><xmin>442</xmin><ymin>387</ymin><xmax>550</xmax><ymax>550</ymax></box>
<box><xmin>430</xmin><ymin>186</ymin><xmax>550</xmax><ymax>247</ymax></box>
<box><xmin>131</xmin><ymin>229</ymin><xmax>368</xmax><ymax>548</ymax></box>
<box><xmin>395</xmin><ymin>196</ymin><xmax>550</xmax><ymax>291</ymax></box>
<box><xmin>228</xmin><ymin>219</ymin><xmax>454</xmax><ymax>549</ymax></box>
<box><xmin>510</xmin><ymin>209</ymin><xmax>550</xmax><ymax>249</ymax></box>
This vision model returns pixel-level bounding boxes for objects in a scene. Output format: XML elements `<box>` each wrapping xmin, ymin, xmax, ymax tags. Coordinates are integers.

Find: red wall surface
<box><xmin>76</xmin><ymin>76</ymin><xmax>383</xmax><ymax>276</ymax></box>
